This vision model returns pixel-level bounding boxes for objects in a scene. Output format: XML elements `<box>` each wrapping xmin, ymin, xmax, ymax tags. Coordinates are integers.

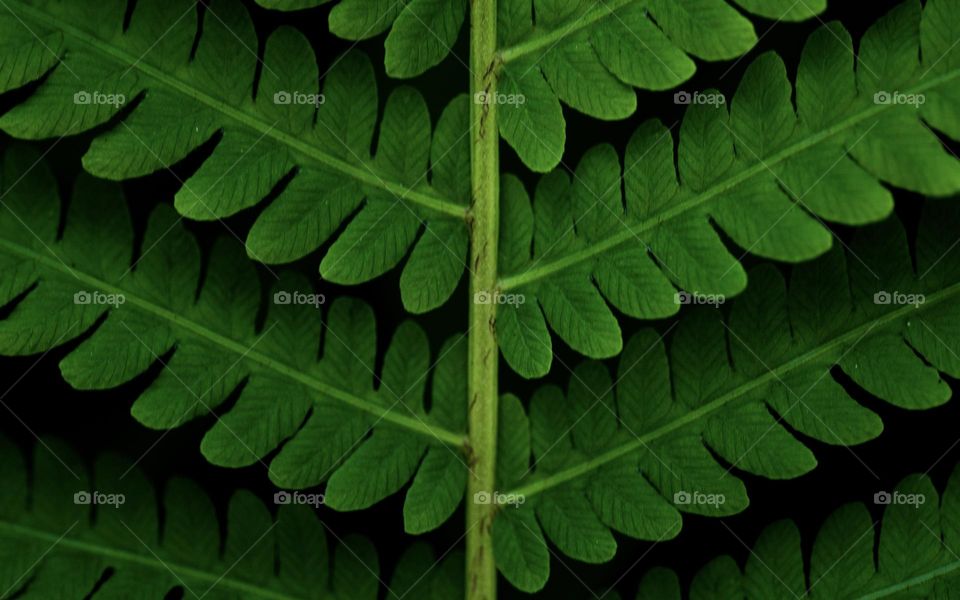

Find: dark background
<box><xmin>1</xmin><ymin>0</ymin><xmax>958</xmax><ymax>598</ymax></box>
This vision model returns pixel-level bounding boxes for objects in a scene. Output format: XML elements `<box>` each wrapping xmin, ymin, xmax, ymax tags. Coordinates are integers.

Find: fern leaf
<box><xmin>0</xmin><ymin>0</ymin><xmax>470</xmax><ymax>313</ymax></box>
<box><xmin>492</xmin><ymin>201</ymin><xmax>960</xmax><ymax>592</ymax></box>
<box><xmin>496</xmin><ymin>0</ymin><xmax>827</xmax><ymax>171</ymax></box>
<box><xmin>498</xmin><ymin>0</ymin><xmax>960</xmax><ymax>378</ymax></box>
<box><xmin>0</xmin><ymin>434</ymin><xmax>462</xmax><ymax>599</ymax></box>
<box><xmin>0</xmin><ymin>145</ymin><xmax>468</xmax><ymax>532</ymax></box>
<box><xmin>635</xmin><ymin>464</ymin><xmax>960</xmax><ymax>599</ymax></box>
<box><xmin>256</xmin><ymin>0</ymin><xmax>467</xmax><ymax>79</ymax></box>
<box><xmin>256</xmin><ymin>0</ymin><xmax>822</xmax><ymax>95</ymax></box>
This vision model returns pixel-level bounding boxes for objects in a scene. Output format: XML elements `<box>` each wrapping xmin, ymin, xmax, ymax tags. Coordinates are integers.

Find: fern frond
<box><xmin>491</xmin><ymin>201</ymin><xmax>960</xmax><ymax>591</ymax></box>
<box><xmin>0</xmin><ymin>145</ymin><xmax>469</xmax><ymax>533</ymax></box>
<box><xmin>635</xmin><ymin>464</ymin><xmax>960</xmax><ymax>599</ymax></box>
<box><xmin>0</xmin><ymin>434</ymin><xmax>462</xmax><ymax>599</ymax></box>
<box><xmin>254</xmin><ymin>0</ymin><xmax>824</xmax><ymax>101</ymax></box>
<box><xmin>497</xmin><ymin>0</ymin><xmax>827</xmax><ymax>171</ymax></box>
<box><xmin>0</xmin><ymin>0</ymin><xmax>470</xmax><ymax>313</ymax></box>
<box><xmin>497</xmin><ymin>0</ymin><xmax>960</xmax><ymax>378</ymax></box>
<box><xmin>256</xmin><ymin>0</ymin><xmax>467</xmax><ymax>80</ymax></box>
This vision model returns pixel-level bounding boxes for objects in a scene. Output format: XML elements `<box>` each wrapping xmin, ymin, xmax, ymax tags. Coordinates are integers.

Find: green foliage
<box><xmin>635</xmin><ymin>463</ymin><xmax>960</xmax><ymax>599</ymax></box>
<box><xmin>1</xmin><ymin>0</ymin><xmax>952</xmax><ymax>336</ymax></box>
<box><xmin>2</xmin><ymin>0</ymin><xmax>960</xmax><ymax>597</ymax></box>
<box><xmin>496</xmin><ymin>0</ymin><xmax>827</xmax><ymax>171</ymax></box>
<box><xmin>254</xmin><ymin>0</ymin><xmax>826</xmax><ymax>108</ymax></box>
<box><xmin>492</xmin><ymin>202</ymin><xmax>960</xmax><ymax>591</ymax></box>
<box><xmin>498</xmin><ymin>0</ymin><xmax>960</xmax><ymax>377</ymax></box>
<box><xmin>0</xmin><ymin>434</ymin><xmax>461</xmax><ymax>599</ymax></box>
<box><xmin>0</xmin><ymin>0</ymin><xmax>470</xmax><ymax>314</ymax></box>
<box><xmin>0</xmin><ymin>146</ymin><xmax>468</xmax><ymax>534</ymax></box>
<box><xmin>256</xmin><ymin>0</ymin><xmax>466</xmax><ymax>78</ymax></box>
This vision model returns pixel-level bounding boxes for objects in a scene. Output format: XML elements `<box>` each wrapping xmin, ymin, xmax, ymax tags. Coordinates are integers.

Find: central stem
<box><xmin>466</xmin><ymin>0</ymin><xmax>500</xmax><ymax>599</ymax></box>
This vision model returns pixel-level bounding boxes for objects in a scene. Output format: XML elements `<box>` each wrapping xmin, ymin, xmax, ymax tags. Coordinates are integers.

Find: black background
<box><xmin>1</xmin><ymin>0</ymin><xmax>959</xmax><ymax>598</ymax></box>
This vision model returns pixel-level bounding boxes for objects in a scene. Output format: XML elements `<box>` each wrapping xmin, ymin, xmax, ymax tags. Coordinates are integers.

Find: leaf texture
<box><xmin>497</xmin><ymin>0</ymin><xmax>960</xmax><ymax>378</ymax></box>
<box><xmin>0</xmin><ymin>434</ymin><xmax>462</xmax><ymax>599</ymax></box>
<box><xmin>635</xmin><ymin>464</ymin><xmax>960</xmax><ymax>599</ymax></box>
<box><xmin>0</xmin><ymin>0</ymin><xmax>470</xmax><ymax>313</ymax></box>
<box><xmin>496</xmin><ymin>0</ymin><xmax>827</xmax><ymax>171</ymax></box>
<box><xmin>492</xmin><ymin>201</ymin><xmax>960</xmax><ymax>591</ymax></box>
<box><xmin>0</xmin><ymin>145</ymin><xmax>469</xmax><ymax>532</ymax></box>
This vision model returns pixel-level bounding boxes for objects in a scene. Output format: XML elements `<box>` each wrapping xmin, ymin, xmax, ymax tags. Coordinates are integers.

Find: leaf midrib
<box><xmin>0</xmin><ymin>237</ymin><xmax>468</xmax><ymax>448</ymax></box>
<box><xmin>498</xmin><ymin>0</ymin><xmax>634</xmax><ymax>63</ymax></box>
<box><xmin>504</xmin><ymin>278</ymin><xmax>960</xmax><ymax>499</ymax></box>
<box><xmin>857</xmin><ymin>558</ymin><xmax>960</xmax><ymax>599</ymax></box>
<box><xmin>497</xmin><ymin>67</ymin><xmax>960</xmax><ymax>291</ymax></box>
<box><xmin>9</xmin><ymin>0</ymin><xmax>466</xmax><ymax>219</ymax></box>
<box><xmin>0</xmin><ymin>521</ymin><xmax>303</xmax><ymax>600</ymax></box>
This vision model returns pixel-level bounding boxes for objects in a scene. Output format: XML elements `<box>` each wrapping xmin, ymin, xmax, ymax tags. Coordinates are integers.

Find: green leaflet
<box><xmin>0</xmin><ymin>434</ymin><xmax>462</xmax><ymax>599</ymax></box>
<box><xmin>0</xmin><ymin>0</ymin><xmax>470</xmax><ymax>313</ymax></box>
<box><xmin>0</xmin><ymin>146</ymin><xmax>468</xmax><ymax>533</ymax></box>
<box><xmin>257</xmin><ymin>0</ymin><xmax>467</xmax><ymax>79</ymax></box>
<box><xmin>255</xmin><ymin>0</ymin><xmax>824</xmax><ymax>101</ymax></box>
<box><xmin>635</xmin><ymin>464</ymin><xmax>960</xmax><ymax>599</ymax></box>
<box><xmin>491</xmin><ymin>202</ymin><xmax>960</xmax><ymax>592</ymax></box>
<box><xmin>497</xmin><ymin>0</ymin><xmax>960</xmax><ymax>378</ymax></box>
<box><xmin>496</xmin><ymin>0</ymin><xmax>827</xmax><ymax>171</ymax></box>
